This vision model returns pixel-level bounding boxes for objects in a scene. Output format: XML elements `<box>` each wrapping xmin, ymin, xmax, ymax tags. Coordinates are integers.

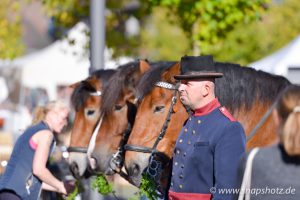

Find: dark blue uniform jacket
<box><xmin>169</xmin><ymin>98</ymin><xmax>246</xmax><ymax>200</ymax></box>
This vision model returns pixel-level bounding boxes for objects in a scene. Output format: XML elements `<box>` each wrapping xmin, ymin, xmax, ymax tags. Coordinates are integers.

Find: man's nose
<box><xmin>178</xmin><ymin>84</ymin><xmax>185</xmax><ymax>92</ymax></box>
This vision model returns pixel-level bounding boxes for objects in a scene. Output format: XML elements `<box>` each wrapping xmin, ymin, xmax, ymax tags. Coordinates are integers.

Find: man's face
<box><xmin>178</xmin><ymin>79</ymin><xmax>206</xmax><ymax>110</ymax></box>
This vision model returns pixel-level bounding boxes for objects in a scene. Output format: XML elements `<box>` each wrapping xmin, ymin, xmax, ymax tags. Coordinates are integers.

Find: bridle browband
<box><xmin>67</xmin><ymin>90</ymin><xmax>102</xmax><ymax>154</ymax></box>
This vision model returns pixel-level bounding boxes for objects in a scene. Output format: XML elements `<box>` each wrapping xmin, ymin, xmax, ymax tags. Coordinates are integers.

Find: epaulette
<box><xmin>219</xmin><ymin>106</ymin><xmax>236</xmax><ymax>122</ymax></box>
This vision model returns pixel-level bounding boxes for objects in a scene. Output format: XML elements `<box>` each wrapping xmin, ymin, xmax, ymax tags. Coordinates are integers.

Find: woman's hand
<box><xmin>58</xmin><ymin>181</ymin><xmax>68</xmax><ymax>195</ymax></box>
<box><xmin>63</xmin><ymin>180</ymin><xmax>76</xmax><ymax>194</ymax></box>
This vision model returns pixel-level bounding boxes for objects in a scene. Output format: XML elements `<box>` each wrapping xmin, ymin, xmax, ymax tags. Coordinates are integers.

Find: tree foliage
<box><xmin>41</xmin><ymin>0</ymin><xmax>268</xmax><ymax>57</ymax></box>
<box><xmin>208</xmin><ymin>0</ymin><xmax>300</xmax><ymax>65</ymax></box>
<box><xmin>147</xmin><ymin>0</ymin><xmax>269</xmax><ymax>54</ymax></box>
<box><xmin>139</xmin><ymin>7</ymin><xmax>190</xmax><ymax>61</ymax></box>
<box><xmin>0</xmin><ymin>0</ymin><xmax>24</xmax><ymax>59</ymax></box>
<box><xmin>42</xmin><ymin>0</ymin><xmax>151</xmax><ymax>57</ymax></box>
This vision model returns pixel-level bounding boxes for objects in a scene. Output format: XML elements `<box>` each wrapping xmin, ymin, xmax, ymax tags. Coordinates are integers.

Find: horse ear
<box><xmin>124</xmin><ymin>92</ymin><xmax>135</xmax><ymax>104</ymax></box>
<box><xmin>69</xmin><ymin>81</ymin><xmax>81</xmax><ymax>89</ymax></box>
<box><xmin>162</xmin><ymin>62</ymin><xmax>180</xmax><ymax>82</ymax></box>
<box><xmin>139</xmin><ymin>60</ymin><xmax>150</xmax><ymax>74</ymax></box>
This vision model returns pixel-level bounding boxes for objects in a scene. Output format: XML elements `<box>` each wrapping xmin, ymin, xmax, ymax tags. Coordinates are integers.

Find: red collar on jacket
<box><xmin>193</xmin><ymin>98</ymin><xmax>221</xmax><ymax>116</ymax></box>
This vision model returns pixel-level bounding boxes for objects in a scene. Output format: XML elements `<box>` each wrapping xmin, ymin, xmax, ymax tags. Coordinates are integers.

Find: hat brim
<box><xmin>174</xmin><ymin>72</ymin><xmax>223</xmax><ymax>80</ymax></box>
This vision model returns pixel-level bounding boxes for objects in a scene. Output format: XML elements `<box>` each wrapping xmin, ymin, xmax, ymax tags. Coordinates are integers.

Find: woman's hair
<box><xmin>31</xmin><ymin>100</ymin><xmax>69</xmax><ymax>125</ymax></box>
<box><xmin>277</xmin><ymin>85</ymin><xmax>300</xmax><ymax>156</ymax></box>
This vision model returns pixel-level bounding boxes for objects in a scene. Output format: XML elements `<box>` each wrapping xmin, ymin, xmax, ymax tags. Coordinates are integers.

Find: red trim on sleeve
<box><xmin>169</xmin><ymin>190</ymin><xmax>212</xmax><ymax>200</ymax></box>
<box><xmin>219</xmin><ymin>106</ymin><xmax>236</xmax><ymax>121</ymax></box>
<box><xmin>29</xmin><ymin>138</ymin><xmax>38</xmax><ymax>150</ymax></box>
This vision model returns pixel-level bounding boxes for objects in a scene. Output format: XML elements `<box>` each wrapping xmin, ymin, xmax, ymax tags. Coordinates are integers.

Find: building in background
<box><xmin>250</xmin><ymin>35</ymin><xmax>300</xmax><ymax>84</ymax></box>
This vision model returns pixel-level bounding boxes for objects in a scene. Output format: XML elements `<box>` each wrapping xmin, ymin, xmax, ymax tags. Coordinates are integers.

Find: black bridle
<box><xmin>124</xmin><ymin>81</ymin><xmax>178</xmax><ymax>154</ymax></box>
<box><xmin>109</xmin><ymin>123</ymin><xmax>132</xmax><ymax>172</ymax></box>
<box><xmin>67</xmin><ymin>90</ymin><xmax>102</xmax><ymax>154</ymax></box>
<box><xmin>124</xmin><ymin>81</ymin><xmax>179</xmax><ymax>189</ymax></box>
<box><xmin>109</xmin><ymin>102</ymin><xmax>137</xmax><ymax>172</ymax></box>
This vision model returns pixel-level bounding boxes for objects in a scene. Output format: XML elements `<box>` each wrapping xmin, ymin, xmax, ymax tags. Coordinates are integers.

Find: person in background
<box><xmin>238</xmin><ymin>85</ymin><xmax>300</xmax><ymax>200</ymax></box>
<box><xmin>168</xmin><ymin>55</ymin><xmax>246</xmax><ymax>200</ymax></box>
<box><xmin>0</xmin><ymin>100</ymin><xmax>74</xmax><ymax>200</ymax></box>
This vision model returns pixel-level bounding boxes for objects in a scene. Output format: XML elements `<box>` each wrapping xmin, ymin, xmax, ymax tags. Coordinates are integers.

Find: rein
<box><xmin>67</xmin><ymin>90</ymin><xmax>102</xmax><ymax>154</ymax></box>
<box><xmin>246</xmin><ymin>100</ymin><xmax>277</xmax><ymax>142</ymax></box>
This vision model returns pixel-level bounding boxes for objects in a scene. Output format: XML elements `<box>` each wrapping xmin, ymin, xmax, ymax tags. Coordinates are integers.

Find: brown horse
<box><xmin>68</xmin><ymin>69</ymin><xmax>115</xmax><ymax>178</ymax></box>
<box><xmin>89</xmin><ymin>61</ymin><xmax>178</xmax><ymax>177</ymax></box>
<box><xmin>123</xmin><ymin>61</ymin><xmax>291</xmax><ymax>191</ymax></box>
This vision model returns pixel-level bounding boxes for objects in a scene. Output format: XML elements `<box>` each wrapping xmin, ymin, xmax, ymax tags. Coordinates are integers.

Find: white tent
<box><xmin>1</xmin><ymin>22</ymin><xmax>134</xmax><ymax>101</ymax></box>
<box><xmin>14</xmin><ymin>22</ymin><xmax>90</xmax><ymax>100</ymax></box>
<box><xmin>11</xmin><ymin>22</ymin><xmax>133</xmax><ymax>100</ymax></box>
<box><xmin>250</xmin><ymin>35</ymin><xmax>300</xmax><ymax>84</ymax></box>
<box><xmin>249</xmin><ymin>36</ymin><xmax>300</xmax><ymax>84</ymax></box>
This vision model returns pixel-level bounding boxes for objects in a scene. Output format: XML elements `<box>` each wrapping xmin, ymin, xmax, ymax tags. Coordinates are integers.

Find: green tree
<box><xmin>0</xmin><ymin>0</ymin><xmax>24</xmax><ymax>59</ymax></box>
<box><xmin>208</xmin><ymin>0</ymin><xmax>300</xmax><ymax>65</ymax></box>
<box><xmin>42</xmin><ymin>0</ymin><xmax>151</xmax><ymax>57</ymax></box>
<box><xmin>41</xmin><ymin>0</ymin><xmax>269</xmax><ymax>58</ymax></box>
<box><xmin>147</xmin><ymin>0</ymin><xmax>269</xmax><ymax>55</ymax></box>
<box><xmin>139</xmin><ymin>7</ymin><xmax>190</xmax><ymax>61</ymax></box>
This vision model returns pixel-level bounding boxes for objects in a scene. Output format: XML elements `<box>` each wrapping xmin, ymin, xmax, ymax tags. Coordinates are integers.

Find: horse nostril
<box><xmin>130</xmin><ymin>163</ymin><xmax>140</xmax><ymax>177</ymax></box>
<box><xmin>70</xmin><ymin>162</ymin><xmax>79</xmax><ymax>179</ymax></box>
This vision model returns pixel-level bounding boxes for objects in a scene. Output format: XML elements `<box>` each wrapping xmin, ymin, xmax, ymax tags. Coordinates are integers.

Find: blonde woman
<box><xmin>238</xmin><ymin>85</ymin><xmax>300</xmax><ymax>200</ymax></box>
<box><xmin>0</xmin><ymin>101</ymin><xmax>72</xmax><ymax>200</ymax></box>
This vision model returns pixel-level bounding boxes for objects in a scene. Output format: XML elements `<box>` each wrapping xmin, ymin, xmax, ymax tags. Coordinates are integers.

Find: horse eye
<box><xmin>154</xmin><ymin>106</ymin><xmax>165</xmax><ymax>113</ymax></box>
<box><xmin>115</xmin><ymin>105</ymin><xmax>123</xmax><ymax>111</ymax></box>
<box><xmin>87</xmin><ymin>110</ymin><xmax>95</xmax><ymax>115</ymax></box>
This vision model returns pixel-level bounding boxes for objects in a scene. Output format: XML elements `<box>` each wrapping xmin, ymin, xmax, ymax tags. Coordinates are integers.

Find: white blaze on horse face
<box><xmin>87</xmin><ymin>115</ymin><xmax>103</xmax><ymax>159</ymax></box>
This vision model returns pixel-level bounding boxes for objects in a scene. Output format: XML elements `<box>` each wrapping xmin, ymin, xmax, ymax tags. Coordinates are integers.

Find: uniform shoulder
<box><xmin>218</xmin><ymin>106</ymin><xmax>236</xmax><ymax>122</ymax></box>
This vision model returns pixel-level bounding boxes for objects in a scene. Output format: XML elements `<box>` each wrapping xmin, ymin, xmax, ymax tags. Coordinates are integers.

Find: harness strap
<box><xmin>67</xmin><ymin>146</ymin><xmax>88</xmax><ymax>153</ymax></box>
<box><xmin>152</xmin><ymin>92</ymin><xmax>177</xmax><ymax>150</ymax></box>
<box><xmin>124</xmin><ymin>145</ymin><xmax>155</xmax><ymax>153</ymax></box>
<box><xmin>90</xmin><ymin>90</ymin><xmax>102</xmax><ymax>96</ymax></box>
<box><xmin>246</xmin><ymin>100</ymin><xmax>277</xmax><ymax>142</ymax></box>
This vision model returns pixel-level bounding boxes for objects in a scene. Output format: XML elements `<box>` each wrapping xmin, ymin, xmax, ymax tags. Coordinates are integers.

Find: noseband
<box><xmin>67</xmin><ymin>90</ymin><xmax>102</xmax><ymax>154</ymax></box>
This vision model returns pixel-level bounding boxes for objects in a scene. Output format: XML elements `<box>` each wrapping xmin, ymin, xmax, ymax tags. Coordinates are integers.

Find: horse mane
<box><xmin>71</xmin><ymin>69</ymin><xmax>116</xmax><ymax>111</ymax></box>
<box><xmin>101</xmin><ymin>60</ymin><xmax>141</xmax><ymax>115</ymax></box>
<box><xmin>214</xmin><ymin>62</ymin><xmax>291</xmax><ymax>112</ymax></box>
<box><xmin>136</xmin><ymin>61</ymin><xmax>177</xmax><ymax>98</ymax></box>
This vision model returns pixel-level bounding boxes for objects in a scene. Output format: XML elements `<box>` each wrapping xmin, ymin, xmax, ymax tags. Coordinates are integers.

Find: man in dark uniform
<box><xmin>168</xmin><ymin>55</ymin><xmax>246</xmax><ymax>200</ymax></box>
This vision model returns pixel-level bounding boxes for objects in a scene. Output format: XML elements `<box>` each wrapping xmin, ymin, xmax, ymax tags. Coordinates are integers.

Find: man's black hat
<box><xmin>174</xmin><ymin>55</ymin><xmax>223</xmax><ymax>80</ymax></box>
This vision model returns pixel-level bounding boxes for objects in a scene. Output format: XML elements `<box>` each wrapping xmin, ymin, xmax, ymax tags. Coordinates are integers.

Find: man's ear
<box><xmin>200</xmin><ymin>81</ymin><xmax>210</xmax><ymax>97</ymax></box>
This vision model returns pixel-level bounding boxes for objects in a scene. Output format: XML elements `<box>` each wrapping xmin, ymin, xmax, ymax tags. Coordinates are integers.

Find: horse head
<box><xmin>89</xmin><ymin>60</ymin><xmax>150</xmax><ymax>176</ymax></box>
<box><xmin>68</xmin><ymin>69</ymin><xmax>115</xmax><ymax>178</ymax></box>
<box><xmin>124</xmin><ymin>62</ymin><xmax>188</xmax><ymax>192</ymax></box>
